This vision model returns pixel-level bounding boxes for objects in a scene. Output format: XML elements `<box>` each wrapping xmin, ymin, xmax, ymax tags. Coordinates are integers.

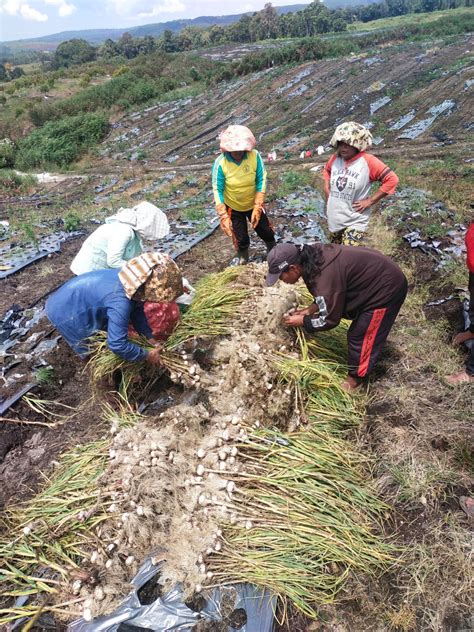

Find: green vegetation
<box><xmin>63</xmin><ymin>211</ymin><xmax>82</xmax><ymax>231</ymax></box>
<box><xmin>215</xmin><ymin>10</ymin><xmax>474</xmax><ymax>82</ymax></box>
<box><xmin>349</xmin><ymin>5</ymin><xmax>471</xmax><ymax>31</ymax></box>
<box><xmin>35</xmin><ymin>366</ymin><xmax>55</xmax><ymax>385</ymax></box>
<box><xmin>16</xmin><ymin>112</ymin><xmax>109</xmax><ymax>169</ymax></box>
<box><xmin>0</xmin><ymin>169</ymin><xmax>36</xmax><ymax>192</ymax></box>
<box><xmin>182</xmin><ymin>205</ymin><xmax>208</xmax><ymax>222</ymax></box>
<box><xmin>0</xmin><ymin>138</ymin><xmax>16</xmax><ymax>167</ymax></box>
<box><xmin>275</xmin><ymin>169</ymin><xmax>312</xmax><ymax>197</ymax></box>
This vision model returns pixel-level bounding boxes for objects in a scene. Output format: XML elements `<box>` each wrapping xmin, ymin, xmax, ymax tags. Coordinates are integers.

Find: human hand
<box><xmin>216</xmin><ymin>204</ymin><xmax>233</xmax><ymax>238</ymax></box>
<box><xmin>220</xmin><ymin>215</ymin><xmax>233</xmax><ymax>238</ymax></box>
<box><xmin>453</xmin><ymin>330</ymin><xmax>474</xmax><ymax>346</ymax></box>
<box><xmin>146</xmin><ymin>347</ymin><xmax>162</xmax><ymax>365</ymax></box>
<box><xmin>250</xmin><ymin>206</ymin><xmax>262</xmax><ymax>229</ymax></box>
<box><xmin>353</xmin><ymin>198</ymin><xmax>372</xmax><ymax>212</ymax></box>
<box><xmin>283</xmin><ymin>313</ymin><xmax>305</xmax><ymax>327</ymax></box>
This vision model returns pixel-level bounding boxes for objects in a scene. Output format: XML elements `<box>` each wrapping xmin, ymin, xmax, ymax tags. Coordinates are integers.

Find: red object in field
<box><xmin>129</xmin><ymin>302</ymin><xmax>180</xmax><ymax>341</ymax></box>
<box><xmin>466</xmin><ymin>222</ymin><xmax>474</xmax><ymax>273</ymax></box>
<box><xmin>305</xmin><ymin>150</ymin><xmax>313</xmax><ymax>158</ymax></box>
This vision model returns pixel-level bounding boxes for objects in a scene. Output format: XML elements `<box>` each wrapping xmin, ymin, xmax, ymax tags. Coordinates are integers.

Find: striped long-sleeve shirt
<box><xmin>212</xmin><ymin>150</ymin><xmax>267</xmax><ymax>212</ymax></box>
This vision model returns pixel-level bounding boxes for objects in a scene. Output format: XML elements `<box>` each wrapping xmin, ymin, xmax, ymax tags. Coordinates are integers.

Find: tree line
<box><xmin>11</xmin><ymin>0</ymin><xmax>471</xmax><ymax>71</ymax></box>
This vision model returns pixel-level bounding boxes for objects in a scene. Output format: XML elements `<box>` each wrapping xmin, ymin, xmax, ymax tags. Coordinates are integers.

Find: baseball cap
<box><xmin>266</xmin><ymin>243</ymin><xmax>301</xmax><ymax>286</ymax></box>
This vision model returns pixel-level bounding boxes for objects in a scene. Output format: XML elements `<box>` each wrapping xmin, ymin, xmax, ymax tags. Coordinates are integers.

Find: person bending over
<box><xmin>46</xmin><ymin>252</ymin><xmax>183</xmax><ymax>364</ymax></box>
<box><xmin>266</xmin><ymin>242</ymin><xmax>407</xmax><ymax>391</ymax></box>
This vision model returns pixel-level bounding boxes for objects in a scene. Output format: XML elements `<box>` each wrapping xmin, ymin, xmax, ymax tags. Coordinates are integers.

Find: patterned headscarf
<box><xmin>329</xmin><ymin>121</ymin><xmax>373</xmax><ymax>152</ymax></box>
<box><xmin>119</xmin><ymin>252</ymin><xmax>183</xmax><ymax>303</ymax></box>
<box><xmin>219</xmin><ymin>125</ymin><xmax>257</xmax><ymax>152</ymax></box>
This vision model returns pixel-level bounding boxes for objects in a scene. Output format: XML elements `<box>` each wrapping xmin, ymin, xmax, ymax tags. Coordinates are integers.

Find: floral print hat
<box><xmin>219</xmin><ymin>125</ymin><xmax>257</xmax><ymax>152</ymax></box>
<box><xmin>329</xmin><ymin>121</ymin><xmax>373</xmax><ymax>152</ymax></box>
<box><xmin>119</xmin><ymin>252</ymin><xmax>183</xmax><ymax>303</ymax></box>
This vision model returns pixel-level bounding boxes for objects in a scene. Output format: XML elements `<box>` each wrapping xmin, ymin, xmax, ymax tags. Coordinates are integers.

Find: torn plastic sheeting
<box><xmin>68</xmin><ymin>558</ymin><xmax>275</xmax><ymax>632</ymax></box>
<box><xmin>288</xmin><ymin>84</ymin><xmax>309</xmax><ymax>98</ymax></box>
<box><xmin>397</xmin><ymin>100</ymin><xmax>455</xmax><ymax>140</ymax></box>
<box><xmin>362</xmin><ymin>56</ymin><xmax>383</xmax><ymax>66</ymax></box>
<box><xmin>0</xmin><ymin>382</ymin><xmax>35</xmax><ymax>415</ymax></box>
<box><xmin>276</xmin><ymin>67</ymin><xmax>313</xmax><ymax>94</ymax></box>
<box><xmin>389</xmin><ymin>110</ymin><xmax>416</xmax><ymax>131</ymax></box>
<box><xmin>160</xmin><ymin>220</ymin><xmax>220</xmax><ymax>261</ymax></box>
<box><xmin>369</xmin><ymin>96</ymin><xmax>391</xmax><ymax>115</ymax></box>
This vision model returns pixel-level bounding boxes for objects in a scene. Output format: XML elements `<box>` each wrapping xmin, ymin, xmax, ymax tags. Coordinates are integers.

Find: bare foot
<box><xmin>341</xmin><ymin>375</ymin><xmax>362</xmax><ymax>392</ymax></box>
<box><xmin>445</xmin><ymin>371</ymin><xmax>474</xmax><ymax>385</ymax></box>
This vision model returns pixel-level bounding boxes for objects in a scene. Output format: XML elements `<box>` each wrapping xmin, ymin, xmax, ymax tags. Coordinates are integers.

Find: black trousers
<box><xmin>347</xmin><ymin>281</ymin><xmax>408</xmax><ymax>378</ymax></box>
<box><xmin>230</xmin><ymin>209</ymin><xmax>275</xmax><ymax>251</ymax></box>
<box><xmin>467</xmin><ymin>272</ymin><xmax>474</xmax><ymax>376</ymax></box>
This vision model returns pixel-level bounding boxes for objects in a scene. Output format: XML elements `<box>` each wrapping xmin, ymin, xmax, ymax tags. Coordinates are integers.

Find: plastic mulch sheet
<box><xmin>69</xmin><ymin>558</ymin><xmax>275</xmax><ymax>632</ymax></box>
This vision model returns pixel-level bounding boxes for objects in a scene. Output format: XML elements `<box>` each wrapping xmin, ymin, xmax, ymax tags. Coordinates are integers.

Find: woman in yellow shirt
<box><xmin>212</xmin><ymin>125</ymin><xmax>276</xmax><ymax>265</ymax></box>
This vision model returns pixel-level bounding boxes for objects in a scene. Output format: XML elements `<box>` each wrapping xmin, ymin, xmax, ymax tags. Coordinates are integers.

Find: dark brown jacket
<box><xmin>303</xmin><ymin>244</ymin><xmax>407</xmax><ymax>333</ymax></box>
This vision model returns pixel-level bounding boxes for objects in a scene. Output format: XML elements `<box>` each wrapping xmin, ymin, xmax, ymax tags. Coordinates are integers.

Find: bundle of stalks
<box><xmin>0</xmin><ymin>401</ymin><xmax>140</xmax><ymax>626</ymax></box>
<box><xmin>208</xmin><ymin>426</ymin><xmax>392</xmax><ymax>618</ymax></box>
<box><xmin>87</xmin><ymin>267</ymin><xmax>254</xmax><ymax>396</ymax></box>
<box><xmin>0</xmin><ymin>266</ymin><xmax>394</xmax><ymax>627</ymax></box>
<box><xmin>166</xmin><ymin>267</ymin><xmax>253</xmax><ymax>349</ymax></box>
<box><xmin>87</xmin><ymin>332</ymin><xmax>202</xmax><ymax>395</ymax></box>
<box><xmin>276</xmin><ymin>329</ymin><xmax>362</xmax><ymax>432</ymax></box>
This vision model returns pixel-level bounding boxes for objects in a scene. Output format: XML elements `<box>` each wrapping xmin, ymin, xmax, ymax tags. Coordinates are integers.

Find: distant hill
<box><xmin>324</xmin><ymin>0</ymin><xmax>375</xmax><ymax>7</ymax></box>
<box><xmin>1</xmin><ymin>5</ymin><xmax>308</xmax><ymax>52</ymax></box>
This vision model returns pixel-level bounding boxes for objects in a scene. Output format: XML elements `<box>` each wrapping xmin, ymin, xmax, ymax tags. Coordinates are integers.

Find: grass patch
<box><xmin>182</xmin><ymin>205</ymin><xmax>208</xmax><ymax>222</ymax></box>
<box><xmin>16</xmin><ymin>112</ymin><xmax>110</xmax><ymax>170</ymax></box>
<box><xmin>35</xmin><ymin>366</ymin><xmax>55</xmax><ymax>385</ymax></box>
<box><xmin>0</xmin><ymin>169</ymin><xmax>36</xmax><ymax>193</ymax></box>
<box><xmin>349</xmin><ymin>7</ymin><xmax>473</xmax><ymax>32</ymax></box>
<box><xmin>275</xmin><ymin>169</ymin><xmax>312</xmax><ymax>197</ymax></box>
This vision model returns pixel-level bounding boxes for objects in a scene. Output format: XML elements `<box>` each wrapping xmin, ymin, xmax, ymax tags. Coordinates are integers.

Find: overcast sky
<box><xmin>0</xmin><ymin>0</ymin><xmax>312</xmax><ymax>42</ymax></box>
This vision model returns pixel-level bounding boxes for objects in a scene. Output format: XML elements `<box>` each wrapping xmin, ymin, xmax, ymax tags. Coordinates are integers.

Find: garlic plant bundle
<box><xmin>0</xmin><ymin>264</ymin><xmax>387</xmax><ymax>629</ymax></box>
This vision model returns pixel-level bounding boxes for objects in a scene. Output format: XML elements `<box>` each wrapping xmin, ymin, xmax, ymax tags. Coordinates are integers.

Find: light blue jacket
<box><xmin>70</xmin><ymin>220</ymin><xmax>143</xmax><ymax>275</ymax></box>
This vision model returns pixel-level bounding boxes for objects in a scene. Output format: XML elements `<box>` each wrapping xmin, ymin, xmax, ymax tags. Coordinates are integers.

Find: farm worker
<box><xmin>70</xmin><ymin>201</ymin><xmax>191</xmax><ymax>339</ymax></box>
<box><xmin>212</xmin><ymin>124</ymin><xmax>276</xmax><ymax>265</ymax></box>
<box><xmin>266</xmin><ymin>242</ymin><xmax>407</xmax><ymax>392</ymax></box>
<box><xmin>446</xmin><ymin>222</ymin><xmax>474</xmax><ymax>384</ymax></box>
<box><xmin>45</xmin><ymin>253</ymin><xmax>183</xmax><ymax>364</ymax></box>
<box><xmin>323</xmin><ymin>121</ymin><xmax>399</xmax><ymax>246</ymax></box>
<box><xmin>70</xmin><ymin>201</ymin><xmax>169</xmax><ymax>275</ymax></box>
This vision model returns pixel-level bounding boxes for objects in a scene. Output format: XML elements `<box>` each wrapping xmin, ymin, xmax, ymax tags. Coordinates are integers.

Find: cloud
<box><xmin>0</xmin><ymin>0</ymin><xmax>48</xmax><ymax>21</ymax></box>
<box><xmin>43</xmin><ymin>0</ymin><xmax>77</xmax><ymax>17</ymax></box>
<box><xmin>138</xmin><ymin>0</ymin><xmax>186</xmax><ymax>18</ymax></box>
<box><xmin>106</xmin><ymin>0</ymin><xmax>186</xmax><ymax>19</ymax></box>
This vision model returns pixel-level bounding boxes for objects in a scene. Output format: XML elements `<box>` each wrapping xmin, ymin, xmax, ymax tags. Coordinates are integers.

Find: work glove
<box><xmin>250</xmin><ymin>192</ymin><xmax>265</xmax><ymax>229</ymax></box>
<box><xmin>216</xmin><ymin>203</ymin><xmax>233</xmax><ymax>238</ymax></box>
